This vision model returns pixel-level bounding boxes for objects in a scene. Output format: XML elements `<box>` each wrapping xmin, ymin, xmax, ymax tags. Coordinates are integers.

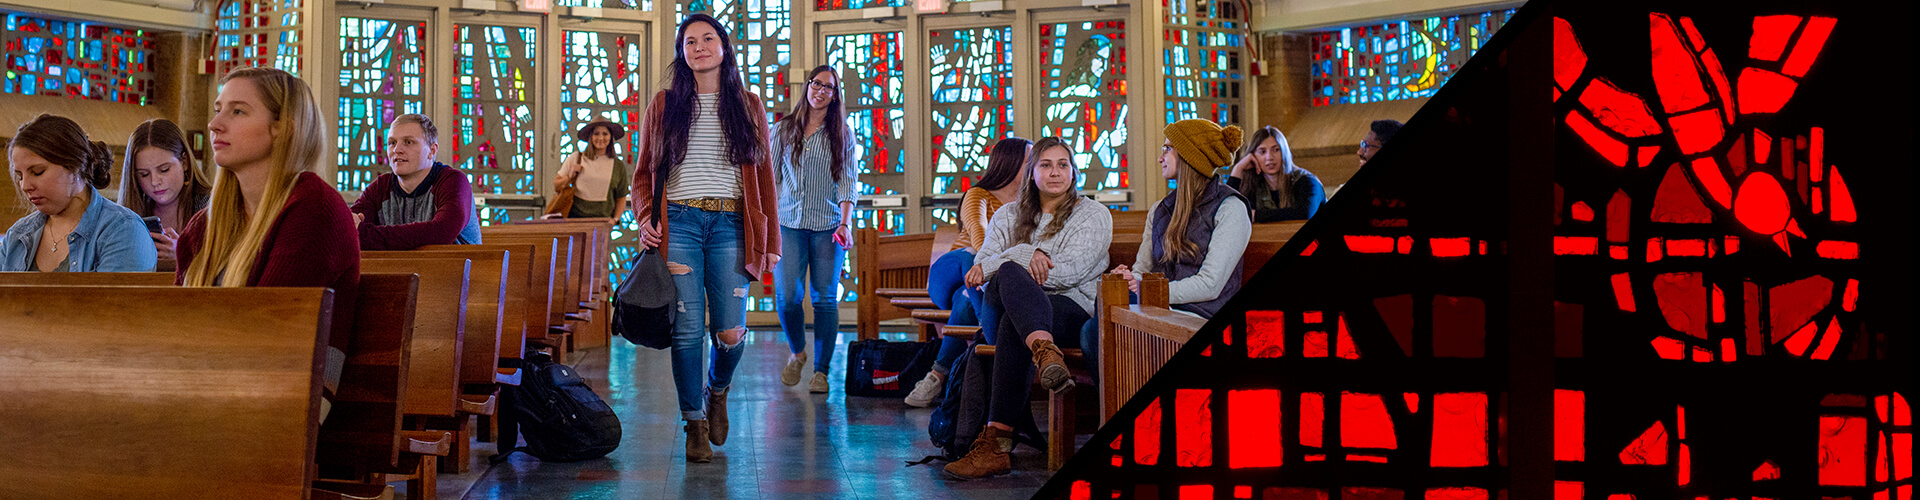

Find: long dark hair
<box><xmin>776</xmin><ymin>65</ymin><xmax>849</xmax><ymax>182</ymax></box>
<box><xmin>656</xmin><ymin>14</ymin><xmax>766</xmax><ymax>171</ymax></box>
<box><xmin>8</xmin><ymin>113</ymin><xmax>113</xmax><ymax>191</ymax></box>
<box><xmin>974</xmin><ymin>137</ymin><xmax>1031</xmax><ymax>192</ymax></box>
<box><xmin>120</xmin><ymin>119</ymin><xmax>214</xmax><ymax>220</ymax></box>
<box><xmin>1011</xmin><ymin>137</ymin><xmax>1081</xmax><ymax>245</ymax></box>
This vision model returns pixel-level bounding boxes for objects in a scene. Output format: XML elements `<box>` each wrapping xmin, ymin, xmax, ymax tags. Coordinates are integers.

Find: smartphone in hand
<box><xmin>142</xmin><ymin>216</ymin><xmax>163</xmax><ymax>234</ymax></box>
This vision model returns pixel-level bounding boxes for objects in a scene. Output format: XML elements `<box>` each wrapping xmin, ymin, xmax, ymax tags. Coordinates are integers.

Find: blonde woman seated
<box><xmin>1112</xmin><ymin>119</ymin><xmax>1254</xmax><ymax>320</ymax></box>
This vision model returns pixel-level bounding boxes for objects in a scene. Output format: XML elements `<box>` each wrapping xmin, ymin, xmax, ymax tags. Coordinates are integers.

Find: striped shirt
<box><xmin>665</xmin><ymin>93</ymin><xmax>743</xmax><ymax>200</ymax></box>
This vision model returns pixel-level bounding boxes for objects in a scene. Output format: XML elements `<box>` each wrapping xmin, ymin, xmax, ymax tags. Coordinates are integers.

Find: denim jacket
<box><xmin>1</xmin><ymin>186</ymin><xmax>159</xmax><ymax>272</ymax></box>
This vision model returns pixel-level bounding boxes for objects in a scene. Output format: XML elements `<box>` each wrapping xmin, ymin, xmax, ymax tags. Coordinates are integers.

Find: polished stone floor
<box><xmin>419</xmin><ymin>329</ymin><xmax>1057</xmax><ymax>500</ymax></box>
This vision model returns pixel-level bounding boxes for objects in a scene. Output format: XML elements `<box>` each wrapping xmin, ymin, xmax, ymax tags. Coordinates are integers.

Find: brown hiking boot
<box><xmin>943</xmin><ymin>425</ymin><xmax>1014</xmax><ymax>479</ymax></box>
<box><xmin>1031</xmin><ymin>339</ymin><xmax>1073</xmax><ymax>392</ymax></box>
<box><xmin>708</xmin><ymin>386</ymin><xmax>730</xmax><ymax>446</ymax></box>
<box><xmin>684</xmin><ymin>420</ymin><xmax>713</xmax><ymax>463</ymax></box>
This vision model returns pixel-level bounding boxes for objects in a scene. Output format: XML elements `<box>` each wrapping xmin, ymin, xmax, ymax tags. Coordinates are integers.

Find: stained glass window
<box><xmin>453</xmin><ymin>24</ymin><xmax>538</xmax><ymax>196</ymax></box>
<box><xmin>561</xmin><ymin>28</ymin><xmax>647</xmax><ymax>285</ymax></box>
<box><xmin>555</xmin><ymin>0</ymin><xmax>649</xmax><ymax>10</ymax></box>
<box><xmin>680</xmin><ymin>0</ymin><xmax>789</xmax><ymax>122</ymax></box>
<box><xmin>335</xmin><ymin>17</ymin><xmax>425</xmax><ymax>193</ymax></box>
<box><xmin>825</xmin><ymin>31</ymin><xmax>907</xmax><ymax>303</ymax></box>
<box><xmin>1309</xmin><ymin>9</ymin><xmax>1515</xmax><ymax>106</ymax></box>
<box><xmin>1040</xmin><ymin>20</ymin><xmax>1129</xmax><ymax>207</ymax></box>
<box><xmin>1</xmin><ymin>13</ymin><xmax>157</xmax><ymax>105</ymax></box>
<box><xmin>1162</xmin><ymin>0</ymin><xmax>1243</xmax><ymax>125</ymax></box>
<box><xmin>213</xmin><ymin>0</ymin><xmax>303</xmax><ymax>77</ymax></box>
<box><xmin>812</xmin><ymin>0</ymin><xmax>904</xmax><ymax>11</ymax></box>
<box><xmin>928</xmin><ymin>26</ymin><xmax>1013</xmax><ymax>227</ymax></box>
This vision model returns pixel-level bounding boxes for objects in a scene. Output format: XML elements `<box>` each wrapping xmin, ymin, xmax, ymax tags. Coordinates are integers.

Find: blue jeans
<box><xmin>776</xmin><ymin>226</ymin><xmax>845</xmax><ymax>374</ymax></box>
<box><xmin>929</xmin><ymin>249</ymin><xmax>999</xmax><ymax>373</ymax></box>
<box><xmin>665</xmin><ymin>204</ymin><xmax>750</xmax><ymax>421</ymax></box>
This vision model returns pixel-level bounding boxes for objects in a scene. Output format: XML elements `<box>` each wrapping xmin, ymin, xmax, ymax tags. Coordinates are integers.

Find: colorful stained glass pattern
<box><xmin>1162</xmin><ymin>0</ymin><xmax>1243</xmax><ymax>125</ymax></box>
<box><xmin>335</xmin><ymin>17</ymin><xmax>425</xmax><ymax>193</ymax></box>
<box><xmin>561</xmin><ymin>29</ymin><xmax>647</xmax><ymax>285</ymax></box>
<box><xmin>555</xmin><ymin>0</ymin><xmax>648</xmax><ymax>10</ymax></box>
<box><xmin>1309</xmin><ymin>9</ymin><xmax>1515</xmax><ymax>106</ymax></box>
<box><xmin>1040</xmin><ymin>21</ymin><xmax>1129</xmax><ymax>206</ymax></box>
<box><xmin>812</xmin><ymin>0</ymin><xmax>904</xmax><ymax>11</ymax></box>
<box><xmin>453</xmin><ymin>24</ymin><xmax>538</xmax><ymax>196</ymax></box>
<box><xmin>928</xmin><ymin>26</ymin><xmax>1014</xmax><ymax>213</ymax></box>
<box><xmin>826</xmin><ymin>31</ymin><xmax>907</xmax><ymax>302</ymax></box>
<box><xmin>213</xmin><ymin>0</ymin><xmax>303</xmax><ymax>77</ymax></box>
<box><xmin>2</xmin><ymin>14</ymin><xmax>156</xmax><ymax>105</ymax></box>
<box><xmin>680</xmin><ymin>0</ymin><xmax>790</xmax><ymax>122</ymax></box>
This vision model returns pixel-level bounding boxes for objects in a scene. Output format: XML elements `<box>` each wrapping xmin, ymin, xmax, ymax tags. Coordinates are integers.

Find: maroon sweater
<box><xmin>176</xmin><ymin>172</ymin><xmax>361</xmax><ymax>358</ymax></box>
<box><xmin>348</xmin><ymin>164</ymin><xmax>482</xmax><ymax>250</ymax></box>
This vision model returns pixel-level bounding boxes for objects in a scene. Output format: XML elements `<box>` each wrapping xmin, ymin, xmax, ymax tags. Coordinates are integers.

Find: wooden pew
<box><xmin>0</xmin><ymin>285</ymin><xmax>333</xmax><ymax>499</ymax></box>
<box><xmin>853</xmin><ymin>228</ymin><xmax>940</xmax><ymax>340</ymax></box>
<box><xmin>1095</xmin><ymin>221</ymin><xmax>1306</xmax><ymax>423</ymax></box>
<box><xmin>418</xmin><ymin>244</ymin><xmax>536</xmax><ymax>387</ymax></box>
<box><xmin>365</xmin><ymin>249</ymin><xmax>510</xmax><ymax>474</ymax></box>
<box><xmin>503</xmin><ymin>218</ymin><xmax>617</xmax><ymax>349</ymax></box>
<box><xmin>317</xmin><ymin>273</ymin><xmax>457</xmax><ymax>500</ymax></box>
<box><xmin>481</xmin><ymin>233</ymin><xmax>571</xmax><ymax>356</ymax></box>
<box><xmin>0</xmin><ymin>272</ymin><xmax>176</xmax><ymax>286</ymax></box>
<box><xmin>359</xmin><ymin>258</ymin><xmax>471</xmax><ymax>421</ymax></box>
<box><xmin>487</xmin><ymin>224</ymin><xmax>604</xmax><ymax>350</ymax></box>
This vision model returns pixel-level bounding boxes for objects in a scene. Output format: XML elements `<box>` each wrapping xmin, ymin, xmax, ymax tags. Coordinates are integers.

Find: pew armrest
<box><xmin>459</xmin><ymin>393</ymin><xmax>498</xmax><ymax>416</ymax></box>
<box><xmin>909</xmin><ymin>309</ymin><xmax>952</xmax><ymax>324</ymax></box>
<box><xmin>1109</xmin><ymin>306</ymin><xmax>1209</xmax><ymax>344</ymax></box>
<box><xmin>939</xmin><ymin>325</ymin><xmax>979</xmax><ymax>341</ymax></box>
<box><xmin>889</xmin><ymin>297</ymin><xmax>939</xmax><ymax>310</ymax></box>
<box><xmin>875</xmin><ymin>287</ymin><xmax>931</xmax><ymax>299</ymax></box>
<box><xmin>496</xmin><ymin>368</ymin><xmax>522</xmax><ymax>385</ymax></box>
<box><xmin>401</xmin><ymin>430</ymin><xmax>453</xmax><ymax>456</ymax></box>
<box><xmin>313</xmin><ymin>481</ymin><xmax>394</xmax><ymax>500</ymax></box>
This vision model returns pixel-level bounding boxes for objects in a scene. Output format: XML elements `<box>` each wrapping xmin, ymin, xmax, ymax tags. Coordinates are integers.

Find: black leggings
<box><xmin>982</xmin><ymin>261</ymin><xmax>1091</xmax><ymax>425</ymax></box>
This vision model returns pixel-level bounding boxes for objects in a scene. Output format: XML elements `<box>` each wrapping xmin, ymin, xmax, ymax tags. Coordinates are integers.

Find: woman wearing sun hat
<box><xmin>551</xmin><ymin>119</ymin><xmax>632</xmax><ymax>219</ymax></box>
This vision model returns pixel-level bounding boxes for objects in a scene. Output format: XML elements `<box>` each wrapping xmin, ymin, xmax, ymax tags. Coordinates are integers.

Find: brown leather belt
<box><xmin>671</xmin><ymin>197</ymin><xmax>741</xmax><ymax>213</ymax></box>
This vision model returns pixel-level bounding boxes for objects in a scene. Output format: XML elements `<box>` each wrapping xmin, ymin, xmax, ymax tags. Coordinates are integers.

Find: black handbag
<box><xmin>611</xmin><ymin>163</ymin><xmax>675</xmax><ymax>349</ymax></box>
<box><xmin>843</xmin><ymin>338</ymin><xmax>937</xmax><ymax>398</ymax></box>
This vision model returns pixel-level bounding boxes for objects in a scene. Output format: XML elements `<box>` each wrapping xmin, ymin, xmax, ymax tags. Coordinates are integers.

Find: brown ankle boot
<box><xmin>943</xmin><ymin>425</ymin><xmax>1014</xmax><ymax>479</ymax></box>
<box><xmin>707</xmin><ymin>386</ymin><xmax>730</xmax><ymax>446</ymax></box>
<box><xmin>1031</xmin><ymin>339</ymin><xmax>1073</xmax><ymax>392</ymax></box>
<box><xmin>684</xmin><ymin>420</ymin><xmax>713</xmax><ymax>463</ymax></box>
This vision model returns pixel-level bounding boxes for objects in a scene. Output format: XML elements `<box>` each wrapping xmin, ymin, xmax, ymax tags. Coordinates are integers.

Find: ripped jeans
<box><xmin>666</xmin><ymin>203</ymin><xmax>751</xmax><ymax>421</ymax></box>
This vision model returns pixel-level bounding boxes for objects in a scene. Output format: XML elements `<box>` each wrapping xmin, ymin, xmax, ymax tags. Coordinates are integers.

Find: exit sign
<box><xmin>520</xmin><ymin>0</ymin><xmax>550</xmax><ymax>11</ymax></box>
<box><xmin>916</xmin><ymin>0</ymin><xmax>946</xmax><ymax>14</ymax></box>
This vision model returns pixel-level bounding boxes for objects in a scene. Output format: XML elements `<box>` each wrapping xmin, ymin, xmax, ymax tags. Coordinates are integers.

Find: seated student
<box><xmin>1225</xmin><ymin>126</ymin><xmax>1323</xmax><ymax>222</ymax></box>
<box><xmin>119</xmin><ymin>118</ymin><xmax>214</xmax><ymax>261</ymax></box>
<box><xmin>905</xmin><ymin>136</ymin><xmax>1030</xmax><ymax>407</ymax></box>
<box><xmin>944</xmin><ymin>137</ymin><xmax>1112</xmax><ymax>479</ymax></box>
<box><xmin>1114</xmin><ymin>119</ymin><xmax>1254</xmax><ymax>319</ymax></box>
<box><xmin>176</xmin><ymin>67</ymin><xmax>359</xmax><ymax>420</ymax></box>
<box><xmin>549</xmin><ymin>120</ymin><xmax>631</xmax><ymax>220</ymax></box>
<box><xmin>348</xmin><ymin>113</ymin><xmax>482</xmax><ymax>250</ymax></box>
<box><xmin>2</xmin><ymin>114</ymin><xmax>157</xmax><ymax>272</ymax></box>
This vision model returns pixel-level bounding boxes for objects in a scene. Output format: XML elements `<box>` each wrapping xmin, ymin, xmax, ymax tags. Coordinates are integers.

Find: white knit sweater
<box><xmin>976</xmin><ymin>197</ymin><xmax>1114</xmax><ymax>315</ymax></box>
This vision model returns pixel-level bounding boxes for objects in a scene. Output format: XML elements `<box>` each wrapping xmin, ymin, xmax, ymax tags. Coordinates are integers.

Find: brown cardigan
<box><xmin>631</xmin><ymin>90</ymin><xmax>781</xmax><ymax>279</ymax></box>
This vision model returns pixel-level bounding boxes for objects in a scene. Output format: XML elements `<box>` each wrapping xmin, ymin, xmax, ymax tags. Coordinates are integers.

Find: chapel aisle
<box><xmin>421</xmin><ymin>330</ymin><xmax>1054</xmax><ymax>500</ymax></box>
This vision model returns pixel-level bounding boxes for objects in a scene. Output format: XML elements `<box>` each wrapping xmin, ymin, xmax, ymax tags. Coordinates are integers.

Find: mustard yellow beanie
<box><xmin>1163</xmin><ymin>119</ymin><xmax>1245</xmax><ymax>177</ymax></box>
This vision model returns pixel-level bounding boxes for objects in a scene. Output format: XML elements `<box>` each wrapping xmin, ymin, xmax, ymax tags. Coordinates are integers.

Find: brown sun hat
<box><xmin>576</xmin><ymin>120</ymin><xmax>626</xmax><ymax>142</ymax></box>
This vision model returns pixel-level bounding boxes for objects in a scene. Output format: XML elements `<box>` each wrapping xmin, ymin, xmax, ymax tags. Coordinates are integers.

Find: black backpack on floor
<box><xmin>493</xmin><ymin>351</ymin><xmax>621</xmax><ymax>462</ymax></box>
<box><xmin>912</xmin><ymin>345</ymin><xmax>1043</xmax><ymax>465</ymax></box>
<box><xmin>844</xmin><ymin>338</ymin><xmax>937</xmax><ymax>398</ymax></box>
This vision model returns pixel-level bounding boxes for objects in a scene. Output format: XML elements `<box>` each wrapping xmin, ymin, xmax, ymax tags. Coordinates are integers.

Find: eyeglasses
<box><xmin>1359</xmin><ymin>140</ymin><xmax>1383</xmax><ymax>150</ymax></box>
<box><xmin>807</xmin><ymin>80</ymin><xmax>839</xmax><ymax>92</ymax></box>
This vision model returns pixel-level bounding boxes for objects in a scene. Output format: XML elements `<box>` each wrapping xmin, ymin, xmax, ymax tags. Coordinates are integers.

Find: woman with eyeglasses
<box><xmin>771</xmin><ymin>65</ymin><xmax>857</xmax><ymax>394</ymax></box>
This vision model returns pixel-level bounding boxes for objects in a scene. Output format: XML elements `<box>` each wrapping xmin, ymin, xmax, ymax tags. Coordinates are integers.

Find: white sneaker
<box><xmin>903</xmin><ymin>370</ymin><xmax>945</xmax><ymax>407</ymax></box>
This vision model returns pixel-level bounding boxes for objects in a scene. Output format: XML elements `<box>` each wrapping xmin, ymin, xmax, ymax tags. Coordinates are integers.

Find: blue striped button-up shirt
<box><xmin>772</xmin><ymin>125</ymin><xmax>859</xmax><ymax>231</ymax></box>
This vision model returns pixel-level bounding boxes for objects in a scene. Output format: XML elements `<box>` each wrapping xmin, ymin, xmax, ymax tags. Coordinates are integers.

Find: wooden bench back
<box><xmin>486</xmin><ymin>226</ymin><xmax>590</xmax><ymax>312</ymax></box>
<box><xmin>1111</xmin><ymin>209</ymin><xmax>1150</xmax><ymax>236</ymax></box>
<box><xmin>0</xmin><ymin>285</ymin><xmax>332</xmax><ymax>499</ymax></box>
<box><xmin>379</xmin><ymin>247</ymin><xmax>514</xmax><ymax>387</ymax></box>
<box><xmin>359</xmin><ymin>258</ymin><xmax>471</xmax><ymax>418</ymax></box>
<box><xmin>468</xmin><ymin>235</ymin><xmax>559</xmax><ymax>345</ymax></box>
<box><xmin>480</xmin><ymin>233</ymin><xmax>569</xmax><ymax>334</ymax></box>
<box><xmin>855</xmin><ymin>228</ymin><xmax>938</xmax><ymax>339</ymax></box>
<box><xmin>0</xmin><ymin>272</ymin><xmax>176</xmax><ymax>286</ymax></box>
<box><xmin>498</xmin><ymin>220</ymin><xmax>612</xmax><ymax>296</ymax></box>
<box><xmin>318</xmin><ymin>273</ymin><xmax>416</xmax><ymax>471</ymax></box>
